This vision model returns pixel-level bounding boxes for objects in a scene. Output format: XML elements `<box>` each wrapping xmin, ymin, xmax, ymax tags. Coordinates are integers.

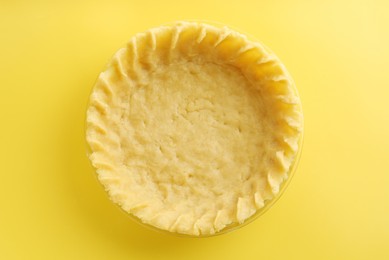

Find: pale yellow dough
<box><xmin>86</xmin><ymin>22</ymin><xmax>303</xmax><ymax>236</ymax></box>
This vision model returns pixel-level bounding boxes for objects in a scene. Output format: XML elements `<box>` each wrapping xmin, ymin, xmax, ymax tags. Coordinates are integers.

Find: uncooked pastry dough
<box><xmin>86</xmin><ymin>22</ymin><xmax>303</xmax><ymax>236</ymax></box>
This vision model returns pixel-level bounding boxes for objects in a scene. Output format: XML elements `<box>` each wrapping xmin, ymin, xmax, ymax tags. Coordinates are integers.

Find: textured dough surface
<box><xmin>86</xmin><ymin>22</ymin><xmax>303</xmax><ymax>236</ymax></box>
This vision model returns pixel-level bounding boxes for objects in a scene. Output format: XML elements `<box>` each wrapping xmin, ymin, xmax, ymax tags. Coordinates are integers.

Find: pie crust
<box><xmin>86</xmin><ymin>22</ymin><xmax>303</xmax><ymax>236</ymax></box>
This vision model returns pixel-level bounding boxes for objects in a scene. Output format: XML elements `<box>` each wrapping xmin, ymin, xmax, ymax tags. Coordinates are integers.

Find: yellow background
<box><xmin>1</xmin><ymin>0</ymin><xmax>388</xmax><ymax>259</ymax></box>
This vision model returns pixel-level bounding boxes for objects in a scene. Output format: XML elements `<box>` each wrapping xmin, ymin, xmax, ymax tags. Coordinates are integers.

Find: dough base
<box><xmin>86</xmin><ymin>22</ymin><xmax>303</xmax><ymax>236</ymax></box>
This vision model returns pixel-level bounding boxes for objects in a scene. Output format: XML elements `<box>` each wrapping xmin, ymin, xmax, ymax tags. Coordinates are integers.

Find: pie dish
<box><xmin>86</xmin><ymin>21</ymin><xmax>303</xmax><ymax>236</ymax></box>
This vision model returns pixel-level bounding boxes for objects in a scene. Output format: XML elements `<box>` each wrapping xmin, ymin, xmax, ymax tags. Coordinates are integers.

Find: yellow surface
<box><xmin>1</xmin><ymin>0</ymin><xmax>388</xmax><ymax>259</ymax></box>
